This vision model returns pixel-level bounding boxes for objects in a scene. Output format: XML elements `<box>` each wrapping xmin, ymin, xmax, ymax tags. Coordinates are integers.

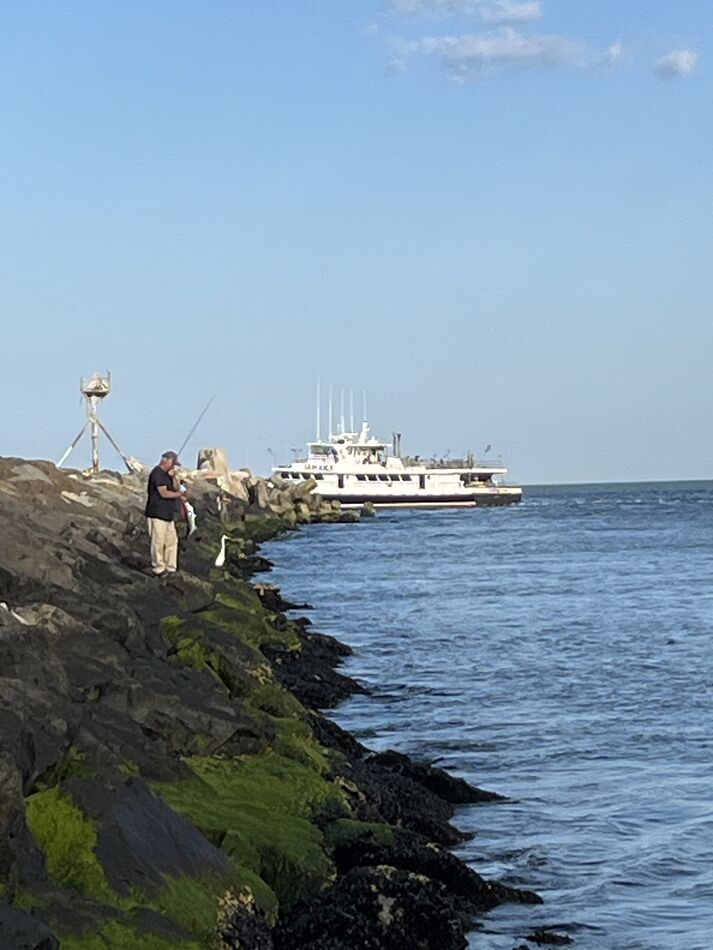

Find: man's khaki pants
<box><xmin>147</xmin><ymin>518</ymin><xmax>178</xmax><ymax>574</ymax></box>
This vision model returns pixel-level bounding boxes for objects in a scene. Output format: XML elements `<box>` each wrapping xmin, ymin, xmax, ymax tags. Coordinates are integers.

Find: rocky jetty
<box><xmin>0</xmin><ymin>457</ymin><xmax>541</xmax><ymax>950</ymax></box>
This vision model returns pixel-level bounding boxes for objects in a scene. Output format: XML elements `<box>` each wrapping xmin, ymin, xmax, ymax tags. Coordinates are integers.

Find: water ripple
<box><xmin>265</xmin><ymin>482</ymin><xmax>713</xmax><ymax>949</ymax></box>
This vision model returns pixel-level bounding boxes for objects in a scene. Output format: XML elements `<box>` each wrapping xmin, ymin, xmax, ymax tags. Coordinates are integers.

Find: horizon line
<box><xmin>524</xmin><ymin>477</ymin><xmax>713</xmax><ymax>488</ymax></box>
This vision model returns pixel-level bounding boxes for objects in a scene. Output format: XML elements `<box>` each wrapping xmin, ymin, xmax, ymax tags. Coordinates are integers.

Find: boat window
<box><xmin>378</xmin><ymin>475</ymin><xmax>389</xmax><ymax>482</ymax></box>
<box><xmin>401</xmin><ymin>475</ymin><xmax>412</xmax><ymax>481</ymax></box>
<box><xmin>338</xmin><ymin>475</ymin><xmax>344</xmax><ymax>489</ymax></box>
<box><xmin>314</xmin><ymin>473</ymin><xmax>324</xmax><ymax>480</ymax></box>
<box><xmin>419</xmin><ymin>474</ymin><xmax>426</xmax><ymax>490</ymax></box>
<box><xmin>367</xmin><ymin>475</ymin><xmax>377</xmax><ymax>482</ymax></box>
<box><xmin>356</xmin><ymin>474</ymin><xmax>366</xmax><ymax>481</ymax></box>
<box><xmin>302</xmin><ymin>474</ymin><xmax>310</xmax><ymax>480</ymax></box>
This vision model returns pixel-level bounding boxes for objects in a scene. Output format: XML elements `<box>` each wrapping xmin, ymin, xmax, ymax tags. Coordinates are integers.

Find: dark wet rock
<box><xmin>370</xmin><ymin>749</ymin><xmax>504</xmax><ymax>805</ymax></box>
<box><xmin>345</xmin><ymin>756</ymin><xmax>470</xmax><ymax>846</ymax></box>
<box><xmin>273</xmin><ymin>865</ymin><xmax>469</xmax><ymax>950</ymax></box>
<box><xmin>253</xmin><ymin>582</ymin><xmax>311</xmax><ymax>614</ymax></box>
<box><xmin>0</xmin><ymin>905</ymin><xmax>58</xmax><ymax>950</ymax></box>
<box><xmin>249</xmin><ymin>554</ymin><xmax>274</xmax><ymax>573</ymax></box>
<box><xmin>331</xmin><ymin>825</ymin><xmax>542</xmax><ymax>911</ymax></box>
<box><xmin>525</xmin><ymin>929</ymin><xmax>574</xmax><ymax>945</ymax></box>
<box><xmin>266</xmin><ymin>628</ymin><xmax>366</xmax><ymax>709</ymax></box>
<box><xmin>308</xmin><ymin>714</ymin><xmax>368</xmax><ymax>761</ymax></box>
<box><xmin>216</xmin><ymin>889</ymin><xmax>274</xmax><ymax>950</ymax></box>
<box><xmin>224</xmin><ymin>537</ymin><xmax>275</xmax><ymax>579</ymax></box>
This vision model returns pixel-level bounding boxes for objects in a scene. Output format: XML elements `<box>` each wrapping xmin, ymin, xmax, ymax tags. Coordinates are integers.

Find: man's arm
<box><xmin>156</xmin><ymin>469</ymin><xmax>182</xmax><ymax>500</ymax></box>
<box><xmin>157</xmin><ymin>484</ymin><xmax>182</xmax><ymax>499</ymax></box>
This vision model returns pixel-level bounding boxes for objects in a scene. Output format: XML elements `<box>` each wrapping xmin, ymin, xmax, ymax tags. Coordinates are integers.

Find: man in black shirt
<box><xmin>145</xmin><ymin>451</ymin><xmax>183</xmax><ymax>575</ymax></box>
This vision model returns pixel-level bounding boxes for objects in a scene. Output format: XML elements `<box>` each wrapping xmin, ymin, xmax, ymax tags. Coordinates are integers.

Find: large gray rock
<box><xmin>0</xmin><ymin>753</ymin><xmax>45</xmax><ymax>890</ymax></box>
<box><xmin>225</xmin><ymin>469</ymin><xmax>251</xmax><ymax>503</ymax></box>
<box><xmin>0</xmin><ymin>905</ymin><xmax>58</xmax><ymax>950</ymax></box>
<box><xmin>291</xmin><ymin>477</ymin><xmax>318</xmax><ymax>501</ymax></box>
<box><xmin>249</xmin><ymin>478</ymin><xmax>271</xmax><ymax>510</ymax></box>
<box><xmin>67</xmin><ymin>776</ymin><xmax>233</xmax><ymax>897</ymax></box>
<box><xmin>196</xmin><ymin>447</ymin><xmax>231</xmax><ymax>481</ymax></box>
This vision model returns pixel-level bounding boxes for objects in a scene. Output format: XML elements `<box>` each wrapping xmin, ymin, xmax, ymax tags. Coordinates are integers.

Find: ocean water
<box><xmin>264</xmin><ymin>483</ymin><xmax>713</xmax><ymax>950</ymax></box>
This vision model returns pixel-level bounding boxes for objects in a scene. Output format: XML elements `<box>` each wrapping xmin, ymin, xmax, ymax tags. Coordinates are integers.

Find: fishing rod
<box><xmin>177</xmin><ymin>396</ymin><xmax>215</xmax><ymax>460</ymax></box>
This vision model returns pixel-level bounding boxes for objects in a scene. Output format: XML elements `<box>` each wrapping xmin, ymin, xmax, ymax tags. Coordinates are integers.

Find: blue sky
<box><xmin>1</xmin><ymin>1</ymin><xmax>711</xmax><ymax>483</ymax></box>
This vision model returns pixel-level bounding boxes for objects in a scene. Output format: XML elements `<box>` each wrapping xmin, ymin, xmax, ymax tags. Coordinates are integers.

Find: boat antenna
<box><xmin>340</xmin><ymin>389</ymin><xmax>345</xmax><ymax>435</ymax></box>
<box><xmin>349</xmin><ymin>389</ymin><xmax>354</xmax><ymax>433</ymax></box>
<box><xmin>328</xmin><ymin>386</ymin><xmax>333</xmax><ymax>440</ymax></box>
<box><xmin>316</xmin><ymin>377</ymin><xmax>322</xmax><ymax>441</ymax></box>
<box><xmin>362</xmin><ymin>389</ymin><xmax>368</xmax><ymax>424</ymax></box>
<box><xmin>177</xmin><ymin>396</ymin><xmax>215</xmax><ymax>459</ymax></box>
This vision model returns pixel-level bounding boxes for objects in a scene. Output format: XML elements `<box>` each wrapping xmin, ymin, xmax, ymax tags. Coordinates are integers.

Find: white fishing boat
<box><xmin>273</xmin><ymin>417</ymin><xmax>522</xmax><ymax>509</ymax></box>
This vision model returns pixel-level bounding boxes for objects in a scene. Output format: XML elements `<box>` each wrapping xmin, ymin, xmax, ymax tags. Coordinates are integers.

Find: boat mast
<box><xmin>328</xmin><ymin>386</ymin><xmax>333</xmax><ymax>440</ymax></box>
<box><xmin>316</xmin><ymin>377</ymin><xmax>322</xmax><ymax>441</ymax></box>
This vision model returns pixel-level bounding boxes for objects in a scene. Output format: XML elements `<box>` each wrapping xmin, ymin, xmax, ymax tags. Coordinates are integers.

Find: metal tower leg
<box><xmin>57</xmin><ymin>421</ymin><xmax>89</xmax><ymax>468</ymax></box>
<box><xmin>97</xmin><ymin>421</ymin><xmax>132</xmax><ymax>473</ymax></box>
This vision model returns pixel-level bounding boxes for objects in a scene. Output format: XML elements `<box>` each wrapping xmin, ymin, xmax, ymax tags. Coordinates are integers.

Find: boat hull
<box><xmin>318</xmin><ymin>490</ymin><xmax>523</xmax><ymax>509</ymax></box>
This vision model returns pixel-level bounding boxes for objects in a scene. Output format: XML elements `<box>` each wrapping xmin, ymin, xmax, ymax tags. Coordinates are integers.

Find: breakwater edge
<box><xmin>0</xmin><ymin>457</ymin><xmax>542</xmax><ymax>950</ymax></box>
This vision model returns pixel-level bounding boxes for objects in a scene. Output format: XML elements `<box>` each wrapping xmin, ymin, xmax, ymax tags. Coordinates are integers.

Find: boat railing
<box><xmin>401</xmin><ymin>456</ymin><xmax>506</xmax><ymax>469</ymax></box>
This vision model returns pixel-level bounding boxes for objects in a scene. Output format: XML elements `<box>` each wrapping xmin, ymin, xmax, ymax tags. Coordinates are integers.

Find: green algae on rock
<box><xmin>24</xmin><ymin>786</ymin><xmax>229</xmax><ymax>946</ymax></box>
<box><xmin>25</xmin><ymin>788</ymin><xmax>115</xmax><ymax>905</ymax></box>
<box><xmin>59</xmin><ymin>921</ymin><xmax>202</xmax><ymax>950</ymax></box>
<box><xmin>155</xmin><ymin>752</ymin><xmax>347</xmax><ymax>909</ymax></box>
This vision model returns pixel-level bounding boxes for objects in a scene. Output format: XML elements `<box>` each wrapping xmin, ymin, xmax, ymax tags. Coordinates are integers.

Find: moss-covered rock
<box><xmin>324</xmin><ymin>818</ymin><xmax>397</xmax><ymax>850</ymax></box>
<box><xmin>58</xmin><ymin>920</ymin><xmax>201</xmax><ymax>950</ymax></box>
<box><xmin>203</xmin><ymin>587</ymin><xmax>303</xmax><ymax>654</ymax></box>
<box><xmin>25</xmin><ymin>788</ymin><xmax>115</xmax><ymax>905</ymax></box>
<box><xmin>24</xmin><ymin>779</ymin><xmax>274</xmax><ymax>945</ymax></box>
<box><xmin>155</xmin><ymin>753</ymin><xmax>349</xmax><ymax>908</ymax></box>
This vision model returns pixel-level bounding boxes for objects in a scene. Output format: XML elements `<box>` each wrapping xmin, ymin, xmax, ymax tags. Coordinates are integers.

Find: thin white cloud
<box><xmin>601</xmin><ymin>41</ymin><xmax>623</xmax><ymax>67</ymax></box>
<box><xmin>403</xmin><ymin>27</ymin><xmax>583</xmax><ymax>80</ymax></box>
<box><xmin>654</xmin><ymin>48</ymin><xmax>698</xmax><ymax>79</ymax></box>
<box><xmin>480</xmin><ymin>2</ymin><xmax>543</xmax><ymax>25</ymax></box>
<box><xmin>388</xmin><ymin>0</ymin><xmax>542</xmax><ymax>21</ymax></box>
<box><xmin>389</xmin><ymin>0</ymin><xmax>483</xmax><ymax>14</ymax></box>
<box><xmin>382</xmin><ymin>1</ymin><xmax>680</xmax><ymax>83</ymax></box>
<box><xmin>590</xmin><ymin>40</ymin><xmax>624</xmax><ymax>74</ymax></box>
